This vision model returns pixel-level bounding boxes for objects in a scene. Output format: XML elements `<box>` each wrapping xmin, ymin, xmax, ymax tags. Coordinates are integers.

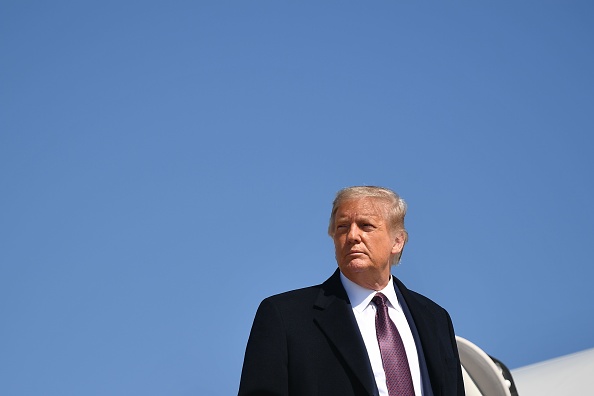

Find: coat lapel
<box><xmin>312</xmin><ymin>270</ymin><xmax>378</xmax><ymax>396</ymax></box>
<box><xmin>394</xmin><ymin>277</ymin><xmax>447</xmax><ymax>395</ymax></box>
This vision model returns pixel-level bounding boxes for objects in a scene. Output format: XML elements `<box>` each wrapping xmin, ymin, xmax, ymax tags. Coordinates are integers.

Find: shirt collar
<box><xmin>339</xmin><ymin>271</ymin><xmax>402</xmax><ymax>313</ymax></box>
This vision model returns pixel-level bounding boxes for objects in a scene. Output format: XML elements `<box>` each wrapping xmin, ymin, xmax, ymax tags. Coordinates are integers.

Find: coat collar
<box><xmin>312</xmin><ymin>270</ymin><xmax>450</xmax><ymax>396</ymax></box>
<box><xmin>312</xmin><ymin>269</ymin><xmax>378</xmax><ymax>396</ymax></box>
<box><xmin>394</xmin><ymin>277</ymin><xmax>447</xmax><ymax>396</ymax></box>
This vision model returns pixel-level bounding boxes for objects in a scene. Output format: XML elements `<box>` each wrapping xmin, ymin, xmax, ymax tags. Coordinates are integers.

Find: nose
<box><xmin>347</xmin><ymin>224</ymin><xmax>361</xmax><ymax>243</ymax></box>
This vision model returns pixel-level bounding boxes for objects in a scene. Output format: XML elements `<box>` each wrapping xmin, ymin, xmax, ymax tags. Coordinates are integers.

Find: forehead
<box><xmin>334</xmin><ymin>198</ymin><xmax>388</xmax><ymax>220</ymax></box>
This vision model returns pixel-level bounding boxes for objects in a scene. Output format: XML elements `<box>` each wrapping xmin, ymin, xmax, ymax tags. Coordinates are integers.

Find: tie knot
<box><xmin>372</xmin><ymin>292</ymin><xmax>388</xmax><ymax>307</ymax></box>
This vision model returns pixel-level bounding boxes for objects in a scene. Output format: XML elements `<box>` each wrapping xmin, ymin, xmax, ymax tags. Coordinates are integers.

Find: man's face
<box><xmin>331</xmin><ymin>198</ymin><xmax>404</xmax><ymax>285</ymax></box>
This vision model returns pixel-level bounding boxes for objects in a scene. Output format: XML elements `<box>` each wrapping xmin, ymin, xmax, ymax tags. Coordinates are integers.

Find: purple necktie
<box><xmin>372</xmin><ymin>292</ymin><xmax>415</xmax><ymax>396</ymax></box>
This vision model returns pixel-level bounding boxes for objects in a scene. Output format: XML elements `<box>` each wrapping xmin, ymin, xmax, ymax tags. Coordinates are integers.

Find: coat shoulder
<box><xmin>263</xmin><ymin>283</ymin><xmax>322</xmax><ymax>305</ymax></box>
<box><xmin>255</xmin><ymin>284</ymin><xmax>323</xmax><ymax>319</ymax></box>
<box><xmin>395</xmin><ymin>277</ymin><xmax>451</xmax><ymax>316</ymax></box>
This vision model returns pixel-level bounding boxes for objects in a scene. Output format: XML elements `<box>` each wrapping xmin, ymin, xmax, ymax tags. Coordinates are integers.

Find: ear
<box><xmin>391</xmin><ymin>231</ymin><xmax>406</xmax><ymax>255</ymax></box>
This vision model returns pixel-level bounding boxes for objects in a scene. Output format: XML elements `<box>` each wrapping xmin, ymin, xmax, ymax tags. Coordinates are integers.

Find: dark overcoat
<box><xmin>238</xmin><ymin>269</ymin><xmax>464</xmax><ymax>396</ymax></box>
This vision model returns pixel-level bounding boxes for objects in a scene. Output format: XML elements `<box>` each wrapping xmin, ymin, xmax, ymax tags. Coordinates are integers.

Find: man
<box><xmin>239</xmin><ymin>186</ymin><xmax>464</xmax><ymax>396</ymax></box>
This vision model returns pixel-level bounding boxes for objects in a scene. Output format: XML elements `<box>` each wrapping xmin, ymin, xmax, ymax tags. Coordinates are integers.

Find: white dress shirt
<box><xmin>340</xmin><ymin>272</ymin><xmax>423</xmax><ymax>396</ymax></box>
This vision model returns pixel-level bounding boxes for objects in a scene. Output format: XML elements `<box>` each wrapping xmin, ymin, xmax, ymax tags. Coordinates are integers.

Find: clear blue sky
<box><xmin>2</xmin><ymin>1</ymin><xmax>593</xmax><ymax>395</ymax></box>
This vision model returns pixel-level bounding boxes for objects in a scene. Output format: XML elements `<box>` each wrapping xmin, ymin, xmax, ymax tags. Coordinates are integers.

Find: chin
<box><xmin>341</xmin><ymin>260</ymin><xmax>370</xmax><ymax>274</ymax></box>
